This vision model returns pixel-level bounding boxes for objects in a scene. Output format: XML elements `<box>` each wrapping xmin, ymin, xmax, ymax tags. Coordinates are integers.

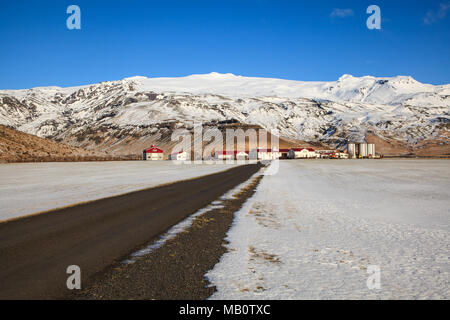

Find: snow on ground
<box><xmin>0</xmin><ymin>161</ymin><xmax>238</xmax><ymax>222</ymax></box>
<box><xmin>207</xmin><ymin>160</ymin><xmax>450</xmax><ymax>299</ymax></box>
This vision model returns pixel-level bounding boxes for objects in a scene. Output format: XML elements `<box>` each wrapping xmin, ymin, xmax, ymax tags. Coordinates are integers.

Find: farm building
<box><xmin>289</xmin><ymin>148</ymin><xmax>317</xmax><ymax>159</ymax></box>
<box><xmin>143</xmin><ymin>145</ymin><xmax>164</xmax><ymax>160</ymax></box>
<box><xmin>313</xmin><ymin>150</ymin><xmax>349</xmax><ymax>159</ymax></box>
<box><xmin>235</xmin><ymin>151</ymin><xmax>249</xmax><ymax>160</ymax></box>
<box><xmin>169</xmin><ymin>151</ymin><xmax>188</xmax><ymax>161</ymax></box>
<box><xmin>333</xmin><ymin>152</ymin><xmax>349</xmax><ymax>159</ymax></box>
<box><xmin>215</xmin><ymin>151</ymin><xmax>235</xmax><ymax>160</ymax></box>
<box><xmin>249</xmin><ymin>148</ymin><xmax>280</xmax><ymax>160</ymax></box>
<box><xmin>215</xmin><ymin>151</ymin><xmax>249</xmax><ymax>160</ymax></box>
<box><xmin>315</xmin><ymin>150</ymin><xmax>336</xmax><ymax>158</ymax></box>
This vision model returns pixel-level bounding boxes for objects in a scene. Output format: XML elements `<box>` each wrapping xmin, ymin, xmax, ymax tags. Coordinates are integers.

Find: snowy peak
<box><xmin>189</xmin><ymin>72</ymin><xmax>239</xmax><ymax>79</ymax></box>
<box><xmin>327</xmin><ymin>74</ymin><xmax>441</xmax><ymax>104</ymax></box>
<box><xmin>1</xmin><ymin>73</ymin><xmax>447</xmax><ymax>106</ymax></box>
<box><xmin>0</xmin><ymin>73</ymin><xmax>448</xmax><ymax>157</ymax></box>
<box><xmin>338</xmin><ymin>74</ymin><xmax>418</xmax><ymax>84</ymax></box>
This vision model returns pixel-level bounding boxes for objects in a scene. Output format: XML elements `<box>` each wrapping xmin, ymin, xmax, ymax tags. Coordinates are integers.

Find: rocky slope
<box><xmin>0</xmin><ymin>125</ymin><xmax>138</xmax><ymax>162</ymax></box>
<box><xmin>0</xmin><ymin>125</ymin><xmax>93</xmax><ymax>162</ymax></box>
<box><xmin>0</xmin><ymin>73</ymin><xmax>449</xmax><ymax>157</ymax></box>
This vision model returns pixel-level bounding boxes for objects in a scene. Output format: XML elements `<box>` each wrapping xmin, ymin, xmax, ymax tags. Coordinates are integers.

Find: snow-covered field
<box><xmin>207</xmin><ymin>159</ymin><xmax>450</xmax><ymax>299</ymax></box>
<box><xmin>0</xmin><ymin>161</ymin><xmax>238</xmax><ymax>221</ymax></box>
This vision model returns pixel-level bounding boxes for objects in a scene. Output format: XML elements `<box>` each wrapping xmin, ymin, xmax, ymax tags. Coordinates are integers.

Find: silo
<box><xmin>359</xmin><ymin>143</ymin><xmax>368</xmax><ymax>158</ymax></box>
<box><xmin>367</xmin><ymin>144</ymin><xmax>375</xmax><ymax>158</ymax></box>
<box><xmin>347</xmin><ymin>143</ymin><xmax>356</xmax><ymax>158</ymax></box>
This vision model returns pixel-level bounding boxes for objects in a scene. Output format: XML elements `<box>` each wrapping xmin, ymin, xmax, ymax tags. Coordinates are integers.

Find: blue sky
<box><xmin>0</xmin><ymin>0</ymin><xmax>449</xmax><ymax>89</ymax></box>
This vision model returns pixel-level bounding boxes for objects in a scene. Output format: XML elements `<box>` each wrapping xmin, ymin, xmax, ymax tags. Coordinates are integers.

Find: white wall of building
<box><xmin>170</xmin><ymin>151</ymin><xmax>188</xmax><ymax>161</ymax></box>
<box><xmin>215</xmin><ymin>152</ymin><xmax>234</xmax><ymax>160</ymax></box>
<box><xmin>236</xmin><ymin>152</ymin><xmax>249</xmax><ymax>160</ymax></box>
<box><xmin>289</xmin><ymin>149</ymin><xmax>317</xmax><ymax>159</ymax></box>
<box><xmin>145</xmin><ymin>152</ymin><xmax>164</xmax><ymax>160</ymax></box>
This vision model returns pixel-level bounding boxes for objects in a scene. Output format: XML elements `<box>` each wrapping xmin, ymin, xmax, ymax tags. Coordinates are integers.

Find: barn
<box><xmin>250</xmin><ymin>148</ymin><xmax>280</xmax><ymax>160</ymax></box>
<box><xmin>143</xmin><ymin>145</ymin><xmax>164</xmax><ymax>160</ymax></box>
<box><xmin>169</xmin><ymin>151</ymin><xmax>188</xmax><ymax>161</ymax></box>
<box><xmin>333</xmin><ymin>152</ymin><xmax>349</xmax><ymax>159</ymax></box>
<box><xmin>288</xmin><ymin>148</ymin><xmax>317</xmax><ymax>159</ymax></box>
<box><xmin>235</xmin><ymin>151</ymin><xmax>249</xmax><ymax>160</ymax></box>
<box><xmin>215</xmin><ymin>151</ymin><xmax>235</xmax><ymax>160</ymax></box>
<box><xmin>270</xmin><ymin>148</ymin><xmax>290</xmax><ymax>159</ymax></box>
<box><xmin>214</xmin><ymin>151</ymin><xmax>249</xmax><ymax>160</ymax></box>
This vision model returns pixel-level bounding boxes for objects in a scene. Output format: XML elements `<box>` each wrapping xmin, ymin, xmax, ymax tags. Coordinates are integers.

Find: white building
<box><xmin>250</xmin><ymin>148</ymin><xmax>280</xmax><ymax>160</ymax></box>
<box><xmin>315</xmin><ymin>150</ymin><xmax>335</xmax><ymax>158</ymax></box>
<box><xmin>235</xmin><ymin>151</ymin><xmax>249</xmax><ymax>160</ymax></box>
<box><xmin>215</xmin><ymin>151</ymin><xmax>235</xmax><ymax>160</ymax></box>
<box><xmin>289</xmin><ymin>148</ymin><xmax>317</xmax><ymax>159</ymax></box>
<box><xmin>334</xmin><ymin>152</ymin><xmax>349</xmax><ymax>159</ymax></box>
<box><xmin>143</xmin><ymin>145</ymin><xmax>164</xmax><ymax>160</ymax></box>
<box><xmin>169</xmin><ymin>151</ymin><xmax>188</xmax><ymax>161</ymax></box>
<box><xmin>215</xmin><ymin>151</ymin><xmax>249</xmax><ymax>160</ymax></box>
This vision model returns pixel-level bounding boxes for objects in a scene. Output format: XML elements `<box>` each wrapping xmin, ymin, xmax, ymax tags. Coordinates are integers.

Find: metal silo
<box><xmin>347</xmin><ymin>143</ymin><xmax>356</xmax><ymax>158</ymax></box>
<box><xmin>367</xmin><ymin>144</ymin><xmax>375</xmax><ymax>158</ymax></box>
<box><xmin>359</xmin><ymin>143</ymin><xmax>368</xmax><ymax>158</ymax></box>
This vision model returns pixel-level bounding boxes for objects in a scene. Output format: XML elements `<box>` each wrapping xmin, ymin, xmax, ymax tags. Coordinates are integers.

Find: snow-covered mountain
<box><xmin>0</xmin><ymin>73</ymin><xmax>449</xmax><ymax>156</ymax></box>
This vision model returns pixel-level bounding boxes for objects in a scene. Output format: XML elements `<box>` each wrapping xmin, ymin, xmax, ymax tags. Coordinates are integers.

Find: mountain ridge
<box><xmin>0</xmin><ymin>73</ymin><xmax>448</xmax><ymax>157</ymax></box>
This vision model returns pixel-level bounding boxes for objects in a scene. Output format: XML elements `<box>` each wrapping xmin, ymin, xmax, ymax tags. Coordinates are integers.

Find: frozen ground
<box><xmin>0</xmin><ymin>161</ymin><xmax>238</xmax><ymax>221</ymax></box>
<box><xmin>207</xmin><ymin>159</ymin><xmax>450</xmax><ymax>299</ymax></box>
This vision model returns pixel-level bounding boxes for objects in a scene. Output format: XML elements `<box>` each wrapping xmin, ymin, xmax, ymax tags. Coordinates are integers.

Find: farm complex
<box><xmin>142</xmin><ymin>143</ymin><xmax>378</xmax><ymax>160</ymax></box>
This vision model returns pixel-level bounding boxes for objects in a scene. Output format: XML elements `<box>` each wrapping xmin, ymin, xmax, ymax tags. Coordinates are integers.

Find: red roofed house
<box><xmin>215</xmin><ymin>151</ymin><xmax>234</xmax><ymax>160</ymax></box>
<box><xmin>143</xmin><ymin>145</ymin><xmax>164</xmax><ymax>160</ymax></box>
<box><xmin>214</xmin><ymin>151</ymin><xmax>249</xmax><ymax>160</ymax></box>
<box><xmin>288</xmin><ymin>148</ymin><xmax>317</xmax><ymax>159</ymax></box>
<box><xmin>235</xmin><ymin>150</ymin><xmax>249</xmax><ymax>160</ymax></box>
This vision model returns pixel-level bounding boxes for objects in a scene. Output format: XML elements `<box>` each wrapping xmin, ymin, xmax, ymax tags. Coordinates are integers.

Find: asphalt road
<box><xmin>0</xmin><ymin>163</ymin><xmax>262</xmax><ymax>299</ymax></box>
<box><xmin>72</xmin><ymin>174</ymin><xmax>264</xmax><ymax>300</ymax></box>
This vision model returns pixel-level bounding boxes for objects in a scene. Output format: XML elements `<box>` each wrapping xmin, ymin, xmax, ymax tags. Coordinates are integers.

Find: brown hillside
<box><xmin>366</xmin><ymin>132</ymin><xmax>450</xmax><ymax>157</ymax></box>
<box><xmin>0</xmin><ymin>125</ymin><xmax>135</xmax><ymax>163</ymax></box>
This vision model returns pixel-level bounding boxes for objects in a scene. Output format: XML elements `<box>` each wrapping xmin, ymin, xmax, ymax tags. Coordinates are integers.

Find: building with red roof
<box><xmin>288</xmin><ymin>147</ymin><xmax>317</xmax><ymax>159</ymax></box>
<box><xmin>214</xmin><ymin>150</ymin><xmax>249</xmax><ymax>160</ymax></box>
<box><xmin>143</xmin><ymin>145</ymin><xmax>164</xmax><ymax>160</ymax></box>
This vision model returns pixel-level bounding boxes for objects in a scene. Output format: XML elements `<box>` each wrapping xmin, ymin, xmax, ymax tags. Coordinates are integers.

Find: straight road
<box><xmin>0</xmin><ymin>163</ymin><xmax>262</xmax><ymax>299</ymax></box>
